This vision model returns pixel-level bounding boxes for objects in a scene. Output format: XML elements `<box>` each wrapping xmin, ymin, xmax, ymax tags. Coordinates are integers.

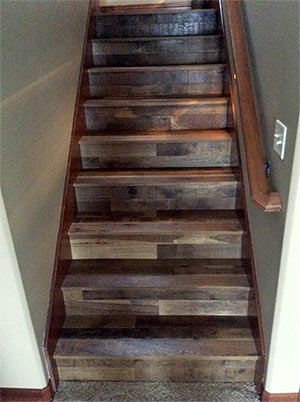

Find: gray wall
<box><xmin>0</xmin><ymin>0</ymin><xmax>89</xmax><ymax>375</ymax></box>
<box><xmin>240</xmin><ymin>0</ymin><xmax>299</xmax><ymax>355</ymax></box>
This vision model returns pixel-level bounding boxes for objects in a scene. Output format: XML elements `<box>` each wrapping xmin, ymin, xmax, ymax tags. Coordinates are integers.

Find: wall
<box><xmin>0</xmin><ymin>0</ymin><xmax>89</xmax><ymax>386</ymax></box>
<box><xmin>0</xmin><ymin>191</ymin><xmax>47</xmax><ymax>388</ymax></box>
<box><xmin>264</xmin><ymin>115</ymin><xmax>300</xmax><ymax>394</ymax></box>
<box><xmin>240</xmin><ymin>0</ymin><xmax>300</xmax><ymax>356</ymax></box>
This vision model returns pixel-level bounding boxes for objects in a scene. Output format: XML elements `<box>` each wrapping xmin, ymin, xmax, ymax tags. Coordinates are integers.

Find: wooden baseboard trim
<box><xmin>0</xmin><ymin>380</ymin><xmax>53</xmax><ymax>402</ymax></box>
<box><xmin>262</xmin><ymin>390</ymin><xmax>300</xmax><ymax>402</ymax></box>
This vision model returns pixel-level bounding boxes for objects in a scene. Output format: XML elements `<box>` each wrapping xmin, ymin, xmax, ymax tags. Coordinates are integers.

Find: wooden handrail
<box><xmin>220</xmin><ymin>0</ymin><xmax>281</xmax><ymax>212</ymax></box>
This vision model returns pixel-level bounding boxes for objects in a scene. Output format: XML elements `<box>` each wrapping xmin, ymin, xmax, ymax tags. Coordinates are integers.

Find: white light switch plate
<box><xmin>273</xmin><ymin>119</ymin><xmax>287</xmax><ymax>160</ymax></box>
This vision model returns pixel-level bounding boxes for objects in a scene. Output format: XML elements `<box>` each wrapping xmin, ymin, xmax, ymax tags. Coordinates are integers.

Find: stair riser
<box><xmin>96</xmin><ymin>10</ymin><xmax>217</xmax><ymax>38</ymax></box>
<box><xmin>68</xmin><ymin>233</ymin><xmax>249</xmax><ymax>260</ymax></box>
<box><xmin>92</xmin><ymin>36</ymin><xmax>221</xmax><ymax>66</ymax></box>
<box><xmin>75</xmin><ymin>182</ymin><xmax>242</xmax><ymax>213</ymax></box>
<box><xmin>56</xmin><ymin>357</ymin><xmax>259</xmax><ymax>381</ymax></box>
<box><xmin>80</xmin><ymin>139</ymin><xmax>238</xmax><ymax>169</ymax></box>
<box><xmin>88</xmin><ymin>67</ymin><xmax>224</xmax><ymax>98</ymax></box>
<box><xmin>84</xmin><ymin>102</ymin><xmax>228</xmax><ymax>131</ymax></box>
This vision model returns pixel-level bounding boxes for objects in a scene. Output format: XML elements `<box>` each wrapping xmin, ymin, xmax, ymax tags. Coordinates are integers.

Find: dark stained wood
<box><xmin>98</xmin><ymin>2</ymin><xmax>194</xmax><ymax>13</ymax></box>
<box><xmin>84</xmin><ymin>98</ymin><xmax>228</xmax><ymax>131</ymax></box>
<box><xmin>0</xmin><ymin>381</ymin><xmax>53</xmax><ymax>402</ymax></box>
<box><xmin>222</xmin><ymin>0</ymin><xmax>281</xmax><ymax>212</ymax></box>
<box><xmin>55</xmin><ymin>337</ymin><xmax>258</xmax><ymax>357</ymax></box>
<box><xmin>262</xmin><ymin>390</ymin><xmax>300</xmax><ymax>402</ymax></box>
<box><xmin>95</xmin><ymin>9</ymin><xmax>217</xmax><ymax>38</ymax></box>
<box><xmin>74</xmin><ymin>169</ymin><xmax>242</xmax><ymax>213</ymax></box>
<box><xmin>67</xmin><ymin>258</ymin><xmax>252</xmax><ymax>275</ymax></box>
<box><xmin>43</xmin><ymin>0</ymin><xmax>96</xmax><ymax>391</ymax></box>
<box><xmin>88</xmin><ymin>64</ymin><xmax>225</xmax><ymax>97</ymax></box>
<box><xmin>47</xmin><ymin>0</ymin><xmax>264</xmax><ymax>385</ymax></box>
<box><xmin>62</xmin><ymin>315</ymin><xmax>259</xmax><ymax>340</ymax></box>
<box><xmin>56</xmin><ymin>357</ymin><xmax>260</xmax><ymax>381</ymax></box>
<box><xmin>92</xmin><ymin>35</ymin><xmax>222</xmax><ymax>66</ymax></box>
<box><xmin>79</xmin><ymin>129</ymin><xmax>238</xmax><ymax>169</ymax></box>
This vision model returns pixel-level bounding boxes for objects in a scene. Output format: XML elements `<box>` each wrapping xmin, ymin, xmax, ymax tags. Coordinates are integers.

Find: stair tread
<box><xmin>68</xmin><ymin>259</ymin><xmax>251</xmax><ymax>275</ymax></box>
<box><xmin>92</xmin><ymin>34</ymin><xmax>222</xmax><ymax>43</ymax></box>
<box><xmin>88</xmin><ymin>64</ymin><xmax>225</xmax><ymax>73</ymax></box>
<box><xmin>62</xmin><ymin>315</ymin><xmax>258</xmax><ymax>336</ymax></box>
<box><xmin>80</xmin><ymin>129</ymin><xmax>234</xmax><ymax>143</ymax></box>
<box><xmin>84</xmin><ymin>97</ymin><xmax>227</xmax><ymax>108</ymax></box>
<box><xmin>75</xmin><ymin>168</ymin><xmax>240</xmax><ymax>186</ymax></box>
<box><xmin>95</xmin><ymin>9</ymin><xmax>215</xmax><ymax>16</ymax></box>
<box><xmin>69</xmin><ymin>210</ymin><xmax>246</xmax><ymax>235</ymax></box>
<box><xmin>63</xmin><ymin>271</ymin><xmax>252</xmax><ymax>289</ymax></box>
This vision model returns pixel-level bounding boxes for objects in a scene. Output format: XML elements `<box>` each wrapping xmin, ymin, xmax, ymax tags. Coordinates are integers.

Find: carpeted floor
<box><xmin>53</xmin><ymin>381</ymin><xmax>261</xmax><ymax>402</ymax></box>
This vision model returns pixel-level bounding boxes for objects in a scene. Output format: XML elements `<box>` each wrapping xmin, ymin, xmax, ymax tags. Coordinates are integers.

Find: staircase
<box><xmin>53</xmin><ymin>2</ymin><xmax>263</xmax><ymax>383</ymax></box>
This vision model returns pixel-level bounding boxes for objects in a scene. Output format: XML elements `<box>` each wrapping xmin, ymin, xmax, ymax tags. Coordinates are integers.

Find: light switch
<box><xmin>273</xmin><ymin>119</ymin><xmax>287</xmax><ymax>160</ymax></box>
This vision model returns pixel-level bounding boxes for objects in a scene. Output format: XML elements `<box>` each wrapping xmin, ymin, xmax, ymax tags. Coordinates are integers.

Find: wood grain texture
<box><xmin>68</xmin><ymin>211</ymin><xmax>249</xmax><ymax>260</ymax></box>
<box><xmin>54</xmin><ymin>334</ymin><xmax>261</xmax><ymax>381</ymax></box>
<box><xmin>84</xmin><ymin>98</ymin><xmax>228</xmax><ymax>131</ymax></box>
<box><xmin>74</xmin><ymin>169</ymin><xmax>242</xmax><ymax>213</ymax></box>
<box><xmin>223</xmin><ymin>0</ymin><xmax>281</xmax><ymax>212</ymax></box>
<box><xmin>95</xmin><ymin>9</ymin><xmax>217</xmax><ymax>38</ymax></box>
<box><xmin>56</xmin><ymin>357</ymin><xmax>260</xmax><ymax>381</ymax></box>
<box><xmin>87</xmin><ymin>64</ymin><xmax>225</xmax><ymax>97</ymax></box>
<box><xmin>92</xmin><ymin>35</ymin><xmax>222</xmax><ymax>66</ymax></box>
<box><xmin>66</xmin><ymin>258</ymin><xmax>252</xmax><ymax>275</ymax></box>
<box><xmin>80</xmin><ymin>129</ymin><xmax>238</xmax><ymax>169</ymax></box>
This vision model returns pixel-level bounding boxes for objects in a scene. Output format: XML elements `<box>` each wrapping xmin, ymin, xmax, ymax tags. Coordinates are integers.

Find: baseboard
<box><xmin>0</xmin><ymin>380</ymin><xmax>53</xmax><ymax>402</ymax></box>
<box><xmin>262</xmin><ymin>389</ymin><xmax>300</xmax><ymax>402</ymax></box>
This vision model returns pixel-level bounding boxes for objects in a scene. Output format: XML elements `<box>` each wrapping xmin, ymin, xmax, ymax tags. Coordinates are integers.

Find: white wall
<box><xmin>0</xmin><ymin>191</ymin><xmax>47</xmax><ymax>388</ymax></box>
<box><xmin>0</xmin><ymin>0</ymin><xmax>89</xmax><ymax>387</ymax></box>
<box><xmin>264</xmin><ymin>114</ymin><xmax>300</xmax><ymax>394</ymax></box>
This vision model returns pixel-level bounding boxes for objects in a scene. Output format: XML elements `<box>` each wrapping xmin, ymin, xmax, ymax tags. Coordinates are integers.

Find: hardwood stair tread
<box><xmin>67</xmin><ymin>259</ymin><xmax>252</xmax><ymax>275</ymax></box>
<box><xmin>54</xmin><ymin>326</ymin><xmax>260</xmax><ymax>358</ymax></box>
<box><xmin>84</xmin><ymin>97</ymin><xmax>227</xmax><ymax>108</ymax></box>
<box><xmin>62</xmin><ymin>272</ymin><xmax>252</xmax><ymax>289</ymax></box>
<box><xmin>95</xmin><ymin>9</ymin><xmax>215</xmax><ymax>16</ymax></box>
<box><xmin>91</xmin><ymin>34</ymin><xmax>222</xmax><ymax>43</ymax></box>
<box><xmin>87</xmin><ymin>64</ymin><xmax>225</xmax><ymax>73</ymax></box>
<box><xmin>69</xmin><ymin>211</ymin><xmax>246</xmax><ymax>235</ymax></box>
<box><xmin>74</xmin><ymin>168</ymin><xmax>240</xmax><ymax>186</ymax></box>
<box><xmin>80</xmin><ymin>129</ymin><xmax>234</xmax><ymax>142</ymax></box>
<box><xmin>62</xmin><ymin>315</ymin><xmax>259</xmax><ymax>340</ymax></box>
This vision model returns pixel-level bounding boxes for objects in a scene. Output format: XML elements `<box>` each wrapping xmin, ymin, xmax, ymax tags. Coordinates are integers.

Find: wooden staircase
<box><xmin>51</xmin><ymin>1</ymin><xmax>263</xmax><ymax>384</ymax></box>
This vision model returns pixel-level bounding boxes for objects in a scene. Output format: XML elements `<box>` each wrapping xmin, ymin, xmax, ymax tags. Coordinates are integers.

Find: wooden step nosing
<box><xmin>91</xmin><ymin>34</ymin><xmax>223</xmax><ymax>43</ymax></box>
<box><xmin>79</xmin><ymin>130</ymin><xmax>234</xmax><ymax>144</ymax></box>
<box><xmin>87</xmin><ymin>64</ymin><xmax>226</xmax><ymax>74</ymax></box>
<box><xmin>95</xmin><ymin>9</ymin><xmax>216</xmax><ymax>17</ymax></box>
<box><xmin>84</xmin><ymin>97</ymin><xmax>228</xmax><ymax>108</ymax></box>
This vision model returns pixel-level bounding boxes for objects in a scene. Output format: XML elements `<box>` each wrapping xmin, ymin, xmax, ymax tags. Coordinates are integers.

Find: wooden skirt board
<box><xmin>262</xmin><ymin>390</ymin><xmax>300</xmax><ymax>402</ymax></box>
<box><xmin>0</xmin><ymin>381</ymin><xmax>53</xmax><ymax>402</ymax></box>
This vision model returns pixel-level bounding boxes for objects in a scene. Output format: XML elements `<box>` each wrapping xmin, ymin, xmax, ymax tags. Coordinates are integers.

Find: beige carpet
<box><xmin>53</xmin><ymin>381</ymin><xmax>260</xmax><ymax>401</ymax></box>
